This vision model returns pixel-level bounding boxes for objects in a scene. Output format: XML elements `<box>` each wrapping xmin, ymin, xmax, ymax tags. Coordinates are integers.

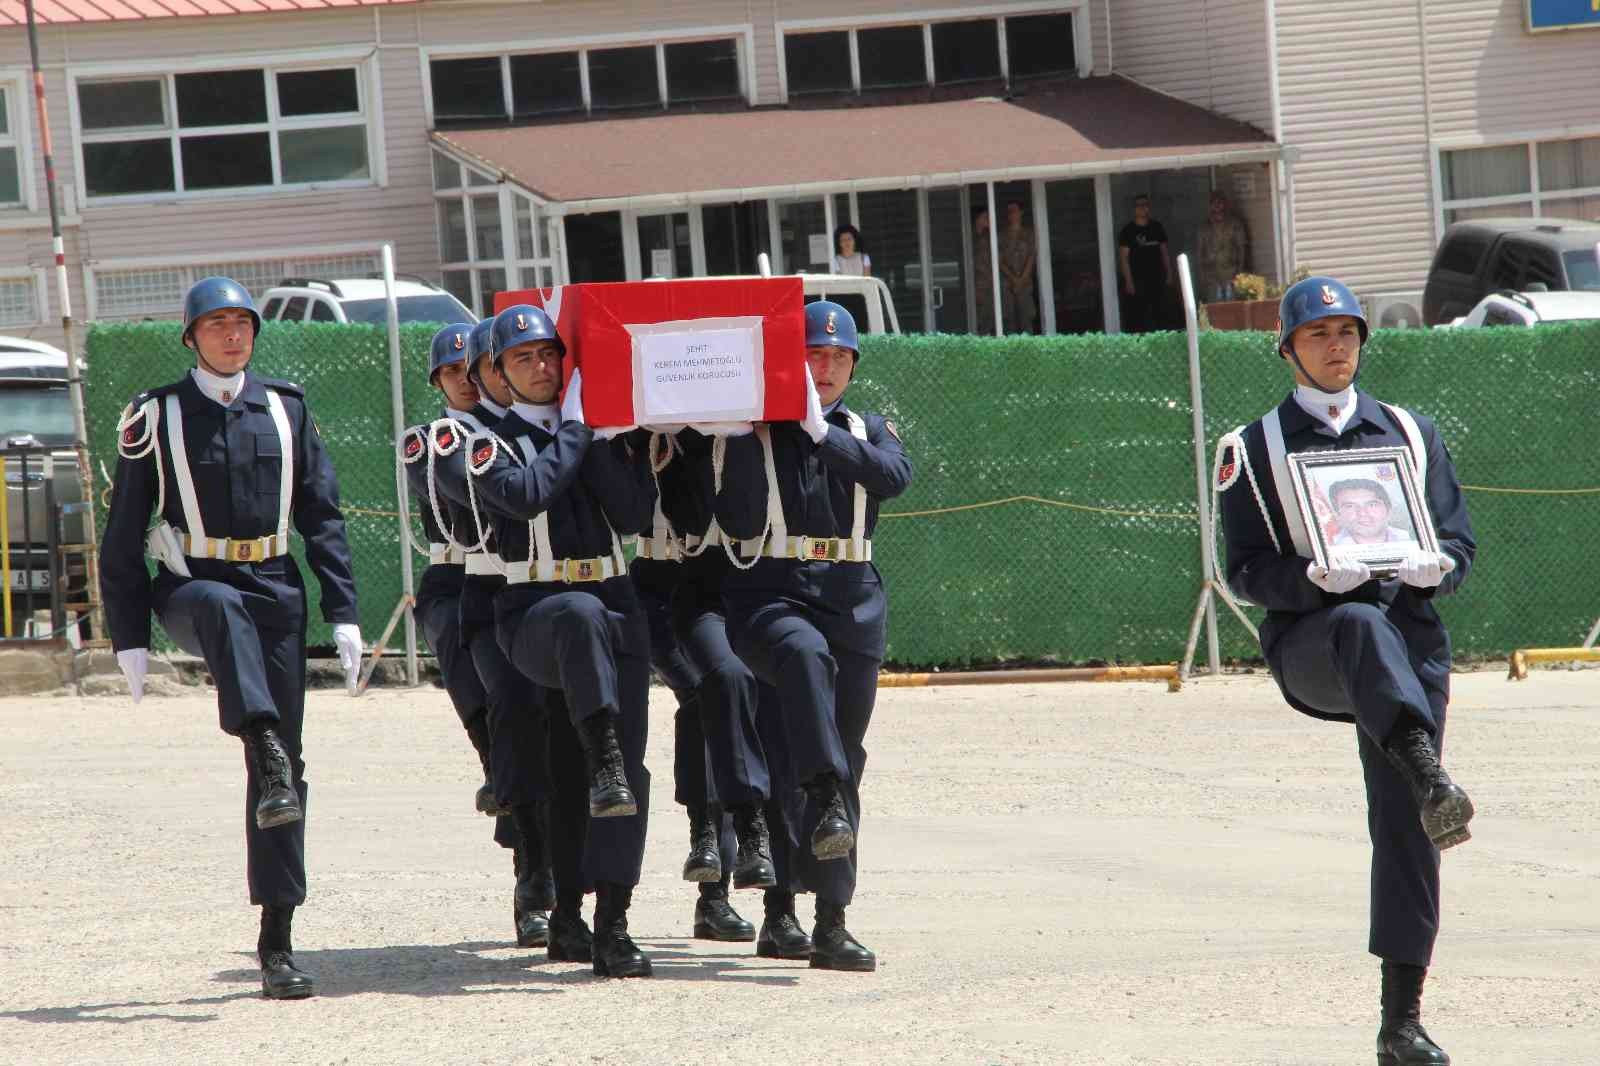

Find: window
<box><xmin>784</xmin><ymin>32</ymin><xmax>852</xmax><ymax>95</ymax></box>
<box><xmin>76</xmin><ymin>64</ymin><xmax>371</xmax><ymax>199</ymax></box>
<box><xmin>1434</xmin><ymin>232</ymin><xmax>1490</xmax><ymax>276</ymax></box>
<box><xmin>1004</xmin><ymin>13</ymin><xmax>1078</xmax><ymax>80</ymax></box>
<box><xmin>91</xmin><ymin>252</ymin><xmax>379</xmax><ymax>319</ymax></box>
<box><xmin>282</xmin><ymin>296</ymin><xmax>308</xmax><ymax>321</ymax></box>
<box><xmin>781</xmin><ymin>9</ymin><xmax>1080</xmax><ymax>99</ymax></box>
<box><xmin>261</xmin><ymin>296</ymin><xmax>284</xmax><ymax>320</ymax></box>
<box><xmin>858</xmin><ymin>26</ymin><xmax>926</xmax><ymax>89</ymax></box>
<box><xmin>666</xmin><ymin>39</ymin><xmax>741</xmax><ymax>104</ymax></box>
<box><xmin>933</xmin><ymin>20</ymin><xmax>1001</xmax><ymax>84</ymax></box>
<box><xmin>430</xmin><ymin>37</ymin><xmax>746</xmax><ymax>123</ymax></box>
<box><xmin>1</xmin><ymin>87</ymin><xmax>24</xmax><ymax>206</ymax></box>
<box><xmin>511</xmin><ymin>52</ymin><xmax>583</xmax><ymax>118</ymax></box>
<box><xmin>309</xmin><ymin>299</ymin><xmax>336</xmax><ymax>322</ymax></box>
<box><xmin>0</xmin><ymin>275</ymin><xmax>39</xmax><ymax>328</ymax></box>
<box><xmin>586</xmin><ymin>46</ymin><xmax>660</xmax><ymax>111</ymax></box>
<box><xmin>432</xmin><ymin>150</ymin><xmax>557</xmax><ymax>313</ymax></box>
<box><xmin>1437</xmin><ymin>135</ymin><xmax>1600</xmax><ymax>226</ymax></box>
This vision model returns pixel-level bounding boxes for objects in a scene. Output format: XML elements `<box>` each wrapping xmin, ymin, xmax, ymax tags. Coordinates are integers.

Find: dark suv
<box><xmin>1422</xmin><ymin>218</ymin><xmax>1600</xmax><ymax>326</ymax></box>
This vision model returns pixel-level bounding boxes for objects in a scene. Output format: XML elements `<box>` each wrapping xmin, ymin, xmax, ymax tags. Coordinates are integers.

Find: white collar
<box><xmin>511</xmin><ymin>401</ymin><xmax>560</xmax><ymax>431</ymax></box>
<box><xmin>823</xmin><ymin>399</ymin><xmax>843</xmax><ymax>418</ymax></box>
<box><xmin>191</xmin><ymin>366</ymin><xmax>246</xmax><ymax>407</ymax></box>
<box><xmin>445</xmin><ymin>406</ymin><xmax>475</xmax><ymax>422</ymax></box>
<box><xmin>1293</xmin><ymin>383</ymin><xmax>1357</xmax><ymax>434</ymax></box>
<box><xmin>477</xmin><ymin>397</ymin><xmax>507</xmax><ymax>419</ymax></box>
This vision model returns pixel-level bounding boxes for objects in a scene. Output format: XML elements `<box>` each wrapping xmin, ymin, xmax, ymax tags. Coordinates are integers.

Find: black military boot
<box><xmin>576</xmin><ymin>712</ymin><xmax>637</xmax><ymax>818</ymax></box>
<box><xmin>1376</xmin><ymin>961</ymin><xmax>1450</xmax><ymax>1064</ymax></box>
<box><xmin>730</xmin><ymin>804</ymin><xmax>777</xmax><ymax>889</ymax></box>
<box><xmin>1382</xmin><ymin>725</ymin><xmax>1474</xmax><ymax>850</ymax></box>
<box><xmin>592</xmin><ymin>882</ymin><xmax>652</xmax><ymax>978</ymax></box>
<box><xmin>807</xmin><ymin>776</ymin><xmax>854</xmax><ymax>861</ymax></box>
<box><xmin>512</xmin><ymin>839</ymin><xmax>552</xmax><ymax>948</ymax></box>
<box><xmin>257</xmin><ymin>905</ymin><xmax>315</xmax><ymax>1000</ymax></box>
<box><xmin>242</xmin><ymin>721</ymin><xmax>302</xmax><ymax>830</ymax></box>
<box><xmin>546</xmin><ymin>896</ymin><xmax>594</xmax><ymax>963</ymax></box>
<box><xmin>756</xmin><ymin>889</ymin><xmax>813</xmax><ymax>960</ymax></box>
<box><xmin>809</xmin><ymin>899</ymin><xmax>875</xmax><ymax>972</ymax></box>
<box><xmin>681</xmin><ymin>805</ymin><xmax>722</xmax><ymax>882</ymax></box>
<box><xmin>694</xmin><ymin>879</ymin><xmax>756</xmax><ymax>942</ymax></box>
<box><xmin>464</xmin><ymin>716</ymin><xmax>507</xmax><ymax>816</ymax></box>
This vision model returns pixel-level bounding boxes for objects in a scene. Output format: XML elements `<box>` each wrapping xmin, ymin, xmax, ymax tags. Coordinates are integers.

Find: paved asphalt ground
<box><xmin>2</xmin><ymin>670</ymin><xmax>1597</xmax><ymax>1064</ymax></box>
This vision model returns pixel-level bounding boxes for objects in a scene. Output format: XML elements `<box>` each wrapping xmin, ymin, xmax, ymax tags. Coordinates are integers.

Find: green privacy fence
<box><xmin>84</xmin><ymin>320</ymin><xmax>1600</xmax><ymax>666</ymax></box>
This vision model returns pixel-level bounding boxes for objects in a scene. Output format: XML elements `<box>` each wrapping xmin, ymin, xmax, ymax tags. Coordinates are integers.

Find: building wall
<box><xmin>1275</xmin><ymin>0</ymin><xmax>1432</xmax><ymax>294</ymax></box>
<box><xmin>1109</xmin><ymin>0</ymin><xmax>1272</xmax><ymax>132</ymax></box>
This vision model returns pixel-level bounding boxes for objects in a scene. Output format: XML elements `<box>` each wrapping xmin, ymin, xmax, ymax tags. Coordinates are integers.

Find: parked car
<box><xmin>1444</xmin><ymin>289</ymin><xmax>1600</xmax><ymax>328</ymax></box>
<box><xmin>0</xmin><ymin>338</ymin><xmax>89</xmax><ymax>627</ymax></box>
<box><xmin>260</xmin><ymin>275</ymin><xmax>476</xmax><ymax>326</ymax></box>
<box><xmin>1422</xmin><ymin>218</ymin><xmax>1600</xmax><ymax>326</ymax></box>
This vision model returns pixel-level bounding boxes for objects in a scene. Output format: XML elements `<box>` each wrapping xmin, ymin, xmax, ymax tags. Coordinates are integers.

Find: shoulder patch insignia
<box><xmin>467</xmin><ymin>433</ymin><xmax>499</xmax><ymax>476</ymax></box>
<box><xmin>116</xmin><ymin>397</ymin><xmax>159</xmax><ymax>459</ymax></box>
<box><xmin>430</xmin><ymin>417</ymin><xmax>465</xmax><ymax>456</ymax></box>
<box><xmin>401</xmin><ymin>427</ymin><xmax>426</xmax><ymax>464</ymax></box>
<box><xmin>1214</xmin><ymin>433</ymin><xmax>1244</xmax><ymax>492</ymax></box>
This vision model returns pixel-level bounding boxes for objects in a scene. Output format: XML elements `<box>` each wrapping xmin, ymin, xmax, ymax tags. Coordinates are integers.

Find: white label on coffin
<box><xmin>628</xmin><ymin>316</ymin><xmax>765</xmax><ymax>423</ymax></box>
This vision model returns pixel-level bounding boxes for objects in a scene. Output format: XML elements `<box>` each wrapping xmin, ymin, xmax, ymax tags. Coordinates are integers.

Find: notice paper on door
<box><xmin>627</xmin><ymin>316</ymin><xmax>766</xmax><ymax>424</ymax></box>
<box><xmin>808</xmin><ymin>233</ymin><xmax>831</xmax><ymax>266</ymax></box>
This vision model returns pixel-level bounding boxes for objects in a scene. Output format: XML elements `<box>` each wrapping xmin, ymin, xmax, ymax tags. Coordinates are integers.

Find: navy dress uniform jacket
<box><xmin>1219</xmin><ymin>391</ymin><xmax>1476</xmax><ymax>722</ymax></box>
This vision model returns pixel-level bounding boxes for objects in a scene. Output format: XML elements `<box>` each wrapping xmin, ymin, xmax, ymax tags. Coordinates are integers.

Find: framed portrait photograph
<box><xmin>1285</xmin><ymin>446</ymin><xmax>1438</xmax><ymax>575</ymax></box>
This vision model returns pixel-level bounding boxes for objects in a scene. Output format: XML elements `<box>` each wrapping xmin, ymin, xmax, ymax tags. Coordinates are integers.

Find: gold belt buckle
<box><xmin>565</xmin><ymin>558</ymin><xmax>602</xmax><ymax>582</ymax></box>
<box><xmin>232</xmin><ymin>539</ymin><xmax>256</xmax><ymax>562</ymax></box>
<box><xmin>803</xmin><ymin>537</ymin><xmax>835</xmax><ymax>561</ymax></box>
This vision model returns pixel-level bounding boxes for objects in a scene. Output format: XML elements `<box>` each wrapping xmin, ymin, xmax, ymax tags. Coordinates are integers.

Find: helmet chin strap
<box><xmin>190</xmin><ymin>338</ymin><xmax>248</xmax><ymax>380</ymax></box>
<box><xmin>1283</xmin><ymin>343</ymin><xmax>1359</xmax><ymax>394</ymax></box>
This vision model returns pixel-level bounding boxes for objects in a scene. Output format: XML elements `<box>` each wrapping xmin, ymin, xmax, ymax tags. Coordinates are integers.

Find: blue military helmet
<box><xmin>182</xmin><ymin>276</ymin><xmax>260</xmax><ymax>342</ymax></box>
<box><xmin>465</xmin><ymin>318</ymin><xmax>495</xmax><ymax>381</ymax></box>
<box><xmin>428</xmin><ymin>322</ymin><xmax>475</xmax><ymax>384</ymax></box>
<box><xmin>805</xmin><ymin>300</ymin><xmax>859</xmax><ymax>358</ymax></box>
<box><xmin>1276</xmin><ymin>276</ymin><xmax>1368</xmax><ymax>356</ymax></box>
<box><xmin>491</xmin><ymin>304</ymin><xmax>564</xmax><ymax>364</ymax></box>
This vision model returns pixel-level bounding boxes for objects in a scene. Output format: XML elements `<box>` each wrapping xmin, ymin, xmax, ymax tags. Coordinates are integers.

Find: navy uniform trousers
<box><xmin>415</xmin><ymin>567</ymin><xmax>514</xmax><ymax>851</ymax></box>
<box><xmin>1271</xmin><ymin>603</ymin><xmax>1446</xmax><ymax>966</ymax></box>
<box><xmin>632</xmin><ymin>557</ymin><xmax>735</xmax><ymax>873</ymax></box>
<box><xmin>723</xmin><ymin>558</ymin><xmax>887</xmax><ymax>906</ymax></box>
<box><xmin>156</xmin><ymin>562</ymin><xmax>311</xmax><ymax>907</ymax></box>
<box><xmin>496</xmin><ymin>575</ymin><xmax>651</xmax><ymax>887</ymax></box>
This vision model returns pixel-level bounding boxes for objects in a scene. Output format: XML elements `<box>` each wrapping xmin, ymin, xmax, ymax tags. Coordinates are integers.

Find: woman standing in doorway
<box><xmin>831</xmin><ymin>225</ymin><xmax>872</xmax><ymax>276</ymax></box>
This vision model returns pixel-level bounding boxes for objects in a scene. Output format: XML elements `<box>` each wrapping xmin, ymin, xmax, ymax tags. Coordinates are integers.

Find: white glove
<box><xmin>800</xmin><ymin>365</ymin><xmax>829</xmax><ymax>445</ymax></box>
<box><xmin>560</xmin><ymin>368</ymin><xmax>585</xmax><ymax>425</ymax></box>
<box><xmin>595</xmin><ymin>424</ymin><xmax>637</xmax><ymax>441</ymax></box>
<box><xmin>117</xmin><ymin>648</ymin><xmax>148</xmax><ymax>703</ymax></box>
<box><xmin>1306</xmin><ymin>552</ymin><xmax>1371</xmax><ymax>595</ymax></box>
<box><xmin>694</xmin><ymin>421</ymin><xmax>754</xmax><ymax>437</ymax></box>
<box><xmin>1396</xmin><ymin>548</ymin><xmax>1456</xmax><ymax>589</ymax></box>
<box><xmin>333</xmin><ymin>623</ymin><xmax>363</xmax><ymax>693</ymax></box>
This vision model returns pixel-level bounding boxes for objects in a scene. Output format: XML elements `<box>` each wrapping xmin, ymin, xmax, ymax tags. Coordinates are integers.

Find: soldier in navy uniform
<box><xmin>102</xmin><ymin>277</ymin><xmax>362</xmax><ymax>1000</ymax></box>
<box><xmin>467</xmin><ymin>305</ymin><xmax>657</xmax><ymax>978</ymax></box>
<box><xmin>714</xmin><ymin>301</ymin><xmax>912</xmax><ymax>971</ymax></box>
<box><xmin>411</xmin><ymin>316</ymin><xmax>558</xmax><ymax>951</ymax></box>
<box><xmin>629</xmin><ymin>508</ymin><xmax>760</xmax><ymax>943</ymax></box>
<box><xmin>399</xmin><ymin>321</ymin><xmax>552</xmax><ymax>949</ymax></box>
<box><xmin>1217</xmin><ymin>276</ymin><xmax>1475</xmax><ymax>1066</ymax></box>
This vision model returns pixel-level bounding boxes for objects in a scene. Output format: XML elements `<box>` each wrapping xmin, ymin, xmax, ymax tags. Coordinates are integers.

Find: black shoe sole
<box><xmin>516</xmin><ymin>919</ymin><xmax>550</xmax><ymax>948</ymax></box>
<box><xmin>477</xmin><ymin>801</ymin><xmax>511</xmax><ymax>816</ymax></box>
<box><xmin>811</xmin><ymin>826</ymin><xmax>854</xmax><ymax>861</ymax></box>
<box><xmin>1424</xmin><ymin>790</ymin><xmax>1474</xmax><ymax>850</ymax></box>
<box><xmin>732</xmin><ymin>860</ymin><xmax>777</xmax><ymax>890</ymax></box>
<box><xmin>261</xmin><ymin>981</ymin><xmax>315</xmax><ymax>1000</ymax></box>
<box><xmin>809</xmin><ymin>953</ymin><xmax>876</xmax><ymax>972</ymax></box>
<box><xmin>548</xmin><ymin>942</ymin><xmax>592</xmax><ymax>962</ymax></box>
<box><xmin>590</xmin><ymin>788</ymin><xmax>638</xmax><ymax>818</ymax></box>
<box><xmin>756</xmin><ymin>939</ymin><xmax>812</xmax><ymax>959</ymax></box>
<box><xmin>682</xmin><ymin>860</ymin><xmax>722</xmax><ymax>883</ymax></box>
<box><xmin>256</xmin><ymin>805</ymin><xmax>303</xmax><ymax>830</ymax></box>
<box><xmin>694</xmin><ymin>921</ymin><xmax>757</xmax><ymax>942</ymax></box>
<box><xmin>593</xmin><ymin>955</ymin><xmax>653</xmax><ymax>978</ymax></box>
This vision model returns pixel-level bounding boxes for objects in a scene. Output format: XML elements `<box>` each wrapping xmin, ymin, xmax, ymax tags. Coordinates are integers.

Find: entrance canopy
<box><xmin>431</xmin><ymin>75</ymin><xmax>1282</xmax><ymax>215</ymax></box>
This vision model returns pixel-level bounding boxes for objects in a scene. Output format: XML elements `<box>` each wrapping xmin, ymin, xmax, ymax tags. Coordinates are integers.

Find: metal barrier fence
<box><xmin>0</xmin><ymin>437</ymin><xmax>81</xmax><ymax>643</ymax></box>
<box><xmin>82</xmin><ymin>318</ymin><xmax>1600</xmax><ymax>667</ymax></box>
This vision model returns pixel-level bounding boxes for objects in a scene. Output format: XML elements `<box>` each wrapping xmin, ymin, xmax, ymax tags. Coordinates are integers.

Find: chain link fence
<box><xmin>84</xmin><ymin>320</ymin><xmax>1600</xmax><ymax>666</ymax></box>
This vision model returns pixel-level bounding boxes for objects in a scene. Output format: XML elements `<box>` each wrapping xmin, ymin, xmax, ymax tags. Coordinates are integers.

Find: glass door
<box><xmin>925</xmin><ymin>187</ymin><xmax>969</xmax><ymax>333</ymax></box>
<box><xmin>636</xmin><ymin>211</ymin><xmax>692</xmax><ymax>278</ymax></box>
<box><xmin>855</xmin><ymin>189</ymin><xmax>923</xmax><ymax>332</ymax></box>
<box><xmin>776</xmin><ymin>198</ymin><xmax>829</xmax><ymax>274</ymax></box>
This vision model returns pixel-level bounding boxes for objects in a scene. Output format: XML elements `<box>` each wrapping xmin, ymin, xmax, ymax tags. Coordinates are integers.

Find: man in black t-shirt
<box><xmin>1117</xmin><ymin>194</ymin><xmax>1172</xmax><ymax>333</ymax></box>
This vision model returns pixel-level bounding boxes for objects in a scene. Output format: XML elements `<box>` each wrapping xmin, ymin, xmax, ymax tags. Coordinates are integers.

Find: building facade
<box><xmin>1</xmin><ymin>0</ymin><xmax>1596</xmax><ymax>347</ymax></box>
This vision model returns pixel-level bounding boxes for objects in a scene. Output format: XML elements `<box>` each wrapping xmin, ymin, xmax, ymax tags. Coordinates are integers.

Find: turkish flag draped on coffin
<box><xmin>495</xmin><ymin>277</ymin><xmax>807</xmax><ymax>428</ymax></box>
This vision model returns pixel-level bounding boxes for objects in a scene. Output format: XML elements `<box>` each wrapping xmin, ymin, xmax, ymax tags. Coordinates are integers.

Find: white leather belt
<box><xmin>504</xmin><ymin>555</ymin><xmax>622</xmax><ymax>584</ymax></box>
<box><xmin>429</xmin><ymin>542</ymin><xmax>466</xmax><ymax>565</ymax></box>
<box><xmin>739</xmin><ymin>534</ymin><xmax>872</xmax><ymax>563</ymax></box>
<box><xmin>464</xmin><ymin>552</ymin><xmax>505</xmax><ymax>576</ymax></box>
<box><xmin>634</xmin><ymin>534</ymin><xmax>679</xmax><ymax>561</ymax></box>
<box><xmin>684</xmin><ymin>528</ymin><xmax>724</xmax><ymax>552</ymax></box>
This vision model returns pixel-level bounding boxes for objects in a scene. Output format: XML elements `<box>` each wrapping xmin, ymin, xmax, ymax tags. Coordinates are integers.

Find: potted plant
<box><xmin>1204</xmin><ymin>269</ymin><xmax>1310</xmax><ymax>331</ymax></box>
